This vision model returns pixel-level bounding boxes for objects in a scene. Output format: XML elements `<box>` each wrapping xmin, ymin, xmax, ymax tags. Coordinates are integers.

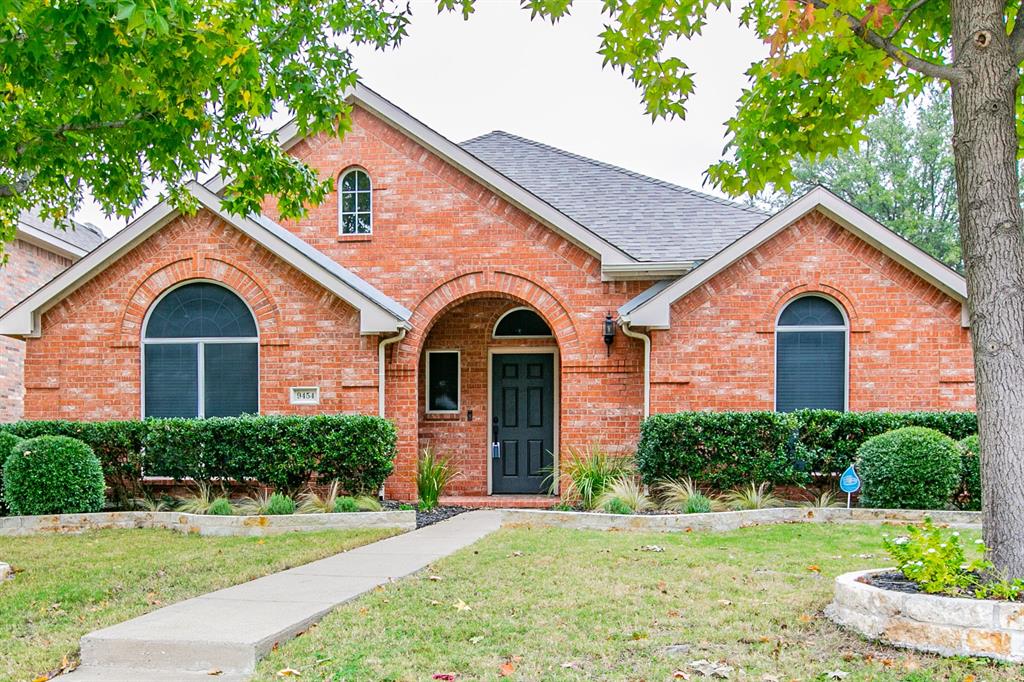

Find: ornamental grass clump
<box><xmin>683</xmin><ymin>492</ymin><xmax>714</xmax><ymax>514</ymax></box>
<box><xmin>2</xmin><ymin>436</ymin><xmax>106</xmax><ymax>515</ymax></box>
<box><xmin>417</xmin><ymin>447</ymin><xmax>459</xmax><ymax>511</ymax></box>
<box><xmin>857</xmin><ymin>427</ymin><xmax>961</xmax><ymax>510</ymax></box>
<box><xmin>298</xmin><ymin>481</ymin><xmax>343</xmax><ymax>514</ymax></box>
<box><xmin>596</xmin><ymin>476</ymin><xmax>653</xmax><ymax>514</ymax></box>
<box><xmin>723</xmin><ymin>482</ymin><xmax>783</xmax><ymax>510</ymax></box>
<box><xmin>549</xmin><ymin>444</ymin><xmax>632</xmax><ymax>510</ymax></box>
<box><xmin>238</xmin><ymin>490</ymin><xmax>296</xmax><ymax>515</ymax></box>
<box><xmin>655</xmin><ymin>477</ymin><xmax>723</xmax><ymax>513</ymax></box>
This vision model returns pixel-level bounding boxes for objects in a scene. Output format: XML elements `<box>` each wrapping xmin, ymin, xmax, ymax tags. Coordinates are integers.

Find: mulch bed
<box><xmin>382</xmin><ymin>501</ymin><xmax>471</xmax><ymax>529</ymax></box>
<box><xmin>864</xmin><ymin>571</ymin><xmax>924</xmax><ymax>595</ymax></box>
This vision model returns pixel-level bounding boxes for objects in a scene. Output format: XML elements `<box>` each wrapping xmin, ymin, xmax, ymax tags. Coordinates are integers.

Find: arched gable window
<box><xmin>493</xmin><ymin>307</ymin><xmax>552</xmax><ymax>338</ymax></box>
<box><xmin>339</xmin><ymin>168</ymin><xmax>372</xmax><ymax>235</ymax></box>
<box><xmin>143</xmin><ymin>282</ymin><xmax>259</xmax><ymax>418</ymax></box>
<box><xmin>775</xmin><ymin>295</ymin><xmax>848</xmax><ymax>412</ymax></box>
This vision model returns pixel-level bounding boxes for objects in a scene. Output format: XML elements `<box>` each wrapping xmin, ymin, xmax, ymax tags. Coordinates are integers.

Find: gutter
<box><xmin>377</xmin><ymin>328</ymin><xmax>407</xmax><ymax>417</ymax></box>
<box><xmin>619</xmin><ymin>319</ymin><xmax>650</xmax><ymax>419</ymax></box>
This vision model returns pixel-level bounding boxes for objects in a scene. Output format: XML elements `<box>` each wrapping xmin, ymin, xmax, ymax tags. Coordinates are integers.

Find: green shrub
<box><xmin>637</xmin><ymin>412</ymin><xmax>803</xmax><ymax>489</ymax></box>
<box><xmin>2</xmin><ymin>436</ymin><xmax>106</xmax><ymax>515</ymax></box>
<box><xmin>144</xmin><ymin>414</ymin><xmax>397</xmax><ymax>495</ymax></box>
<box><xmin>957</xmin><ymin>435</ymin><xmax>981</xmax><ymax>511</ymax></box>
<box><xmin>207</xmin><ymin>498</ymin><xmax>234</xmax><ymax>516</ymax></box>
<box><xmin>550</xmin><ymin>445</ymin><xmax>632</xmax><ymax>510</ymax></box>
<box><xmin>0</xmin><ymin>431</ymin><xmax>23</xmax><ymax>516</ymax></box>
<box><xmin>334</xmin><ymin>496</ymin><xmax>359</xmax><ymax>513</ymax></box>
<box><xmin>354</xmin><ymin>495</ymin><xmax>382</xmax><ymax>512</ymax></box>
<box><xmin>595</xmin><ymin>476</ymin><xmax>652</xmax><ymax>513</ymax></box>
<box><xmin>603</xmin><ymin>497</ymin><xmax>633</xmax><ymax>515</ymax></box>
<box><xmin>417</xmin><ymin>447</ymin><xmax>459</xmax><ymax>511</ymax></box>
<box><xmin>265</xmin><ymin>493</ymin><xmax>295</xmax><ymax>515</ymax></box>
<box><xmin>884</xmin><ymin>518</ymin><xmax>988</xmax><ymax>594</ymax></box>
<box><xmin>723</xmin><ymin>482</ymin><xmax>784</xmax><ymax>510</ymax></box>
<box><xmin>684</xmin><ymin>493</ymin><xmax>713</xmax><ymax>514</ymax></box>
<box><xmin>857</xmin><ymin>427</ymin><xmax>961</xmax><ymax>510</ymax></box>
<box><xmin>0</xmin><ymin>420</ymin><xmax>147</xmax><ymax>506</ymax></box>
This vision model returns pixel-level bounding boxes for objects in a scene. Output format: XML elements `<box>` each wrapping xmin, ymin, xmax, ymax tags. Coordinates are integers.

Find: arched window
<box><xmin>493</xmin><ymin>307</ymin><xmax>552</xmax><ymax>338</ymax></box>
<box><xmin>142</xmin><ymin>282</ymin><xmax>259</xmax><ymax>418</ymax></box>
<box><xmin>775</xmin><ymin>295</ymin><xmax>848</xmax><ymax>412</ymax></box>
<box><xmin>339</xmin><ymin>168</ymin><xmax>372</xmax><ymax>235</ymax></box>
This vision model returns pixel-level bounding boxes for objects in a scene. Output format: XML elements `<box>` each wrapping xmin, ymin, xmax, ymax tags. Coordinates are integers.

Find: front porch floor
<box><xmin>439</xmin><ymin>495</ymin><xmax>560</xmax><ymax>509</ymax></box>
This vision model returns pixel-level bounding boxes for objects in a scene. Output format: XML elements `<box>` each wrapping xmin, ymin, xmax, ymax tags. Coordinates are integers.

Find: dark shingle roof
<box><xmin>18</xmin><ymin>211</ymin><xmax>105</xmax><ymax>253</ymax></box>
<box><xmin>460</xmin><ymin>131</ymin><xmax>767</xmax><ymax>263</ymax></box>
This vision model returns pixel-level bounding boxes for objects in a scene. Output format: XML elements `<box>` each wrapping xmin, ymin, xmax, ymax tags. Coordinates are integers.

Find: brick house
<box><xmin>0</xmin><ymin>214</ymin><xmax>104</xmax><ymax>422</ymax></box>
<box><xmin>0</xmin><ymin>85</ymin><xmax>974</xmax><ymax>501</ymax></box>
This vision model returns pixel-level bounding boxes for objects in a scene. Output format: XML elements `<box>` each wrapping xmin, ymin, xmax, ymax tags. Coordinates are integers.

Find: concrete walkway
<box><xmin>62</xmin><ymin>510</ymin><xmax>503</xmax><ymax>681</ymax></box>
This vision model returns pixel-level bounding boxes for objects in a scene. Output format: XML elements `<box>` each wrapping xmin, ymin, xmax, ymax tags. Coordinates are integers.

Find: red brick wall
<box><xmin>0</xmin><ymin>239</ymin><xmax>72</xmax><ymax>422</ymax></box>
<box><xmin>650</xmin><ymin>211</ymin><xmax>975</xmax><ymax>413</ymax></box>
<box><xmin>22</xmin><ymin>212</ymin><xmax>378</xmax><ymax>420</ymax></box>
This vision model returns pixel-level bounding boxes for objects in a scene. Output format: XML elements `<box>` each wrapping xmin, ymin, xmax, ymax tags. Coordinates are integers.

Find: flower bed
<box><xmin>0</xmin><ymin>509</ymin><xmax>415</xmax><ymax>537</ymax></box>
<box><xmin>827</xmin><ymin>568</ymin><xmax>1024</xmax><ymax>662</ymax></box>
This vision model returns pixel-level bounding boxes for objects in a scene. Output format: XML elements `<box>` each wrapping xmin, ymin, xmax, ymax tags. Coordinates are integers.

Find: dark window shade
<box><xmin>144</xmin><ymin>344</ymin><xmax>199</xmax><ymax>417</ymax></box>
<box><xmin>776</xmin><ymin>331</ymin><xmax>845</xmax><ymax>412</ymax></box>
<box><xmin>494</xmin><ymin>309</ymin><xmax>552</xmax><ymax>337</ymax></box>
<box><xmin>778</xmin><ymin>296</ymin><xmax>845</xmax><ymax>327</ymax></box>
<box><xmin>145</xmin><ymin>283</ymin><xmax>257</xmax><ymax>339</ymax></box>
<box><xmin>428</xmin><ymin>352</ymin><xmax>459</xmax><ymax>411</ymax></box>
<box><xmin>204</xmin><ymin>343</ymin><xmax>259</xmax><ymax>417</ymax></box>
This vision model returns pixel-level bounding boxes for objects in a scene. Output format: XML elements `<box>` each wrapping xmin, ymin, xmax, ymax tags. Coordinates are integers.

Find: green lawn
<box><xmin>0</xmin><ymin>527</ymin><xmax>397</xmax><ymax>682</ymax></box>
<box><xmin>255</xmin><ymin>523</ymin><xmax>1016</xmax><ymax>682</ymax></box>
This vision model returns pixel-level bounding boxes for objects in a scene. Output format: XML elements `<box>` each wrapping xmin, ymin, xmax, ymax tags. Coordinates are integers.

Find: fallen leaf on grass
<box><xmin>429</xmin><ymin>575</ymin><xmax>443</xmax><ymax>581</ymax></box>
<box><xmin>499</xmin><ymin>661</ymin><xmax>516</xmax><ymax>676</ymax></box>
<box><xmin>207</xmin><ymin>669</ymin><xmax>222</xmax><ymax>676</ymax></box>
<box><xmin>429</xmin><ymin>600</ymin><xmax>442</xmax><ymax>606</ymax></box>
<box><xmin>825</xmin><ymin>671</ymin><xmax>849</xmax><ymax>680</ymax></box>
<box><xmin>657</xmin><ymin>580</ymin><xmax>669</xmax><ymax>594</ymax></box>
<box><xmin>761</xmin><ymin>675</ymin><xmax>779</xmax><ymax>682</ymax></box>
<box><xmin>275</xmin><ymin>668</ymin><xmax>301</xmax><ymax>677</ymax></box>
<box><xmin>432</xmin><ymin>674</ymin><xmax>457</xmax><ymax>681</ymax></box>
<box><xmin>469</xmin><ymin>635</ymin><xmax>484</xmax><ymax>644</ymax></box>
<box><xmin>639</xmin><ymin>545</ymin><xmax>664</xmax><ymax>552</ymax></box>
<box><xmin>797</xmin><ymin>613</ymin><xmax>814</xmax><ymax>623</ymax></box>
<box><xmin>453</xmin><ymin>599</ymin><xmax>472</xmax><ymax>611</ymax></box>
<box><xmin>688</xmin><ymin>659</ymin><xmax>733</xmax><ymax>678</ymax></box>
<box><xmin>716</xmin><ymin>599</ymin><xmax>733</xmax><ymax>606</ymax></box>
<box><xmin>510</xmin><ymin>551</ymin><xmax>524</xmax><ymax>557</ymax></box>
<box><xmin>963</xmin><ymin>675</ymin><xmax>976</xmax><ymax>682</ymax></box>
<box><xmin>672</xmin><ymin>671</ymin><xmax>691</xmax><ymax>680</ymax></box>
<box><xmin>806</xmin><ymin>565</ymin><xmax>820</xmax><ymax>573</ymax></box>
<box><xmin>560</xmin><ymin>661</ymin><xmax>581</xmax><ymax>669</ymax></box>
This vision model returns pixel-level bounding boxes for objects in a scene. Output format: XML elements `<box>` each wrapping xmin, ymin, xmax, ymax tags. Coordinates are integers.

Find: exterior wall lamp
<box><xmin>603</xmin><ymin>313</ymin><xmax>615</xmax><ymax>356</ymax></box>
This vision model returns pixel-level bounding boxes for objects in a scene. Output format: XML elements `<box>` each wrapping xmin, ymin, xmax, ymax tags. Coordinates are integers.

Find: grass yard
<box><xmin>255</xmin><ymin>523</ymin><xmax>1016</xmax><ymax>682</ymax></box>
<box><xmin>0</xmin><ymin>527</ymin><xmax>397</xmax><ymax>682</ymax></box>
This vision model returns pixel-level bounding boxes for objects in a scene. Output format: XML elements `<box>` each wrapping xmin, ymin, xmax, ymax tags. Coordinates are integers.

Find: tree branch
<box><xmin>887</xmin><ymin>0</ymin><xmax>934</xmax><ymax>41</ymax></box>
<box><xmin>1009</xmin><ymin>1</ymin><xmax>1024</xmax><ymax>59</ymax></box>
<box><xmin>810</xmin><ymin>0</ymin><xmax>965</xmax><ymax>82</ymax></box>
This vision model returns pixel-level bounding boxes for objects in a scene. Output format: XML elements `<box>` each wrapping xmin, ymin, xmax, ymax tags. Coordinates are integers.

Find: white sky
<box><xmin>76</xmin><ymin>0</ymin><xmax>766</xmax><ymax>234</ymax></box>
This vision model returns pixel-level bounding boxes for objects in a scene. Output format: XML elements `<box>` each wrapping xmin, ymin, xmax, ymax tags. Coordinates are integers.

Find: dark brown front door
<box><xmin>491</xmin><ymin>353</ymin><xmax>555</xmax><ymax>494</ymax></box>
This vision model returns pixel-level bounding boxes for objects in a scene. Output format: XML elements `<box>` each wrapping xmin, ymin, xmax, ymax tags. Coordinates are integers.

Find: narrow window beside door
<box><xmin>426</xmin><ymin>350</ymin><xmax>460</xmax><ymax>413</ymax></box>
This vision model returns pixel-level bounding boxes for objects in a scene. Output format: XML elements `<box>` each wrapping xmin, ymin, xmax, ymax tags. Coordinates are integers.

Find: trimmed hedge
<box><xmin>637</xmin><ymin>410</ymin><xmax>977</xmax><ymax>488</ymax></box>
<box><xmin>0</xmin><ymin>431</ymin><xmax>23</xmax><ymax>515</ymax></box>
<box><xmin>856</xmin><ymin>427</ymin><xmax>962</xmax><ymax>509</ymax></box>
<box><xmin>144</xmin><ymin>414</ymin><xmax>397</xmax><ymax>494</ymax></box>
<box><xmin>0</xmin><ymin>420</ymin><xmax>147</xmax><ymax>506</ymax></box>
<box><xmin>3</xmin><ymin>436</ymin><xmax>106</xmax><ymax>515</ymax></box>
<box><xmin>957</xmin><ymin>435</ymin><xmax>981</xmax><ymax>511</ymax></box>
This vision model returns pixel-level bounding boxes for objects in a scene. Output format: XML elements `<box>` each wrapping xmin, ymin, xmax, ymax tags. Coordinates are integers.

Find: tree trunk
<box><xmin>950</xmin><ymin>1</ymin><xmax>1024</xmax><ymax>577</ymax></box>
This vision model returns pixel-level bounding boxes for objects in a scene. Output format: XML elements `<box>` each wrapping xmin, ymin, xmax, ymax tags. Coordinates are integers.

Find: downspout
<box><xmin>377</xmin><ymin>328</ymin><xmax>407</xmax><ymax>417</ymax></box>
<box><xmin>620</xmin><ymin>319</ymin><xmax>650</xmax><ymax>419</ymax></box>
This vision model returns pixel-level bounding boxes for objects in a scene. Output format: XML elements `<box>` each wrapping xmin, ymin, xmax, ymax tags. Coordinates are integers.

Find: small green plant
<box><xmin>207</xmin><ymin>497</ymin><xmax>234</xmax><ymax>515</ymax></box>
<box><xmin>723</xmin><ymin>482</ymin><xmax>784</xmax><ymax>510</ymax></box>
<box><xmin>956</xmin><ymin>435</ymin><xmax>981</xmax><ymax>511</ymax></box>
<box><xmin>799</xmin><ymin>489</ymin><xmax>843</xmax><ymax>509</ymax></box>
<box><xmin>132</xmin><ymin>494</ymin><xmax>175</xmax><ymax>512</ymax></box>
<box><xmin>603</xmin><ymin>498</ymin><xmax>633</xmax><ymax>515</ymax></box>
<box><xmin>596</xmin><ymin>475</ymin><xmax>652</xmax><ymax>513</ymax></box>
<box><xmin>265</xmin><ymin>493</ymin><xmax>296</xmax><ymax>515</ymax></box>
<box><xmin>298</xmin><ymin>481</ymin><xmax>343</xmax><ymax>514</ymax></box>
<box><xmin>884</xmin><ymin>518</ymin><xmax>989</xmax><ymax>595</ymax></box>
<box><xmin>3</xmin><ymin>436</ymin><xmax>106</xmax><ymax>515</ymax></box>
<box><xmin>684</xmin><ymin>492</ymin><xmax>714</xmax><ymax>514</ymax></box>
<box><xmin>547</xmin><ymin>444</ymin><xmax>632</xmax><ymax>510</ymax></box>
<box><xmin>857</xmin><ymin>427</ymin><xmax>961</xmax><ymax>510</ymax></box>
<box><xmin>398</xmin><ymin>503</ymin><xmax>414</xmax><ymax>511</ymax></box>
<box><xmin>334</xmin><ymin>496</ymin><xmax>360</xmax><ymax>513</ymax></box>
<box><xmin>552</xmin><ymin>502</ymin><xmax>575</xmax><ymax>511</ymax></box>
<box><xmin>354</xmin><ymin>495</ymin><xmax>382</xmax><ymax>512</ymax></box>
<box><xmin>176</xmin><ymin>483</ymin><xmax>219</xmax><ymax>515</ymax></box>
<box><xmin>238</xmin><ymin>489</ymin><xmax>295</xmax><ymax>515</ymax></box>
<box><xmin>417</xmin><ymin>447</ymin><xmax>459</xmax><ymax>511</ymax></box>
<box><xmin>974</xmin><ymin>578</ymin><xmax>1024</xmax><ymax>601</ymax></box>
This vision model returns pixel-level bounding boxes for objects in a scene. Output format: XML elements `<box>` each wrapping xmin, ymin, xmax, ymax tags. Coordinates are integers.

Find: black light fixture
<box><xmin>603</xmin><ymin>313</ymin><xmax>615</xmax><ymax>356</ymax></box>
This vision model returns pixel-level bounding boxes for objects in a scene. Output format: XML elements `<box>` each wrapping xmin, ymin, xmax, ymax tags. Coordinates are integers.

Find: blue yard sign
<box><xmin>840</xmin><ymin>464</ymin><xmax>861</xmax><ymax>508</ymax></box>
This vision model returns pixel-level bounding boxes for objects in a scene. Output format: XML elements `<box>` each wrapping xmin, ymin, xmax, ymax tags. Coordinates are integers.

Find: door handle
<box><xmin>492</xmin><ymin>416</ymin><xmax>499</xmax><ymax>443</ymax></box>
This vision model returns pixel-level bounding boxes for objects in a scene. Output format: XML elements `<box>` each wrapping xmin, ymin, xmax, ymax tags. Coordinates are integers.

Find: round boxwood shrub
<box><xmin>957</xmin><ymin>435</ymin><xmax>981</xmax><ymax>511</ymax></box>
<box><xmin>207</xmin><ymin>498</ymin><xmax>234</xmax><ymax>516</ymax></box>
<box><xmin>3</xmin><ymin>435</ymin><xmax>106</xmax><ymax>515</ymax></box>
<box><xmin>856</xmin><ymin>427</ymin><xmax>961</xmax><ymax>510</ymax></box>
<box><xmin>0</xmin><ymin>431</ymin><xmax>23</xmax><ymax>515</ymax></box>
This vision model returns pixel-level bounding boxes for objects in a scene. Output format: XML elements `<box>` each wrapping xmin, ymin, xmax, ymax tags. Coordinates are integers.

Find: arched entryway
<box><xmin>417</xmin><ymin>297</ymin><xmax>561</xmax><ymax>497</ymax></box>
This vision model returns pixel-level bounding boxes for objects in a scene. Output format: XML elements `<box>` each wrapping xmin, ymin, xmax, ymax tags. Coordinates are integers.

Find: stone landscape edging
<box><xmin>826</xmin><ymin>568</ymin><xmax>1024</xmax><ymax>662</ymax></box>
<box><xmin>0</xmin><ymin>509</ymin><xmax>416</xmax><ymax>537</ymax></box>
<box><xmin>499</xmin><ymin>507</ymin><xmax>981</xmax><ymax>532</ymax></box>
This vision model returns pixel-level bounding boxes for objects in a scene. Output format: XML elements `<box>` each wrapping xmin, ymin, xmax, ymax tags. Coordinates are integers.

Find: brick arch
<box><xmin>117</xmin><ymin>256</ymin><xmax>283</xmax><ymax>343</ymax></box>
<box><xmin>764</xmin><ymin>282</ymin><xmax>864</xmax><ymax>332</ymax></box>
<box><xmin>396</xmin><ymin>269</ymin><xmax>580</xmax><ymax>367</ymax></box>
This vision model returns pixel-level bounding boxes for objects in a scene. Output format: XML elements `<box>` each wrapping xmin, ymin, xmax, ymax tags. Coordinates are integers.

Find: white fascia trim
<box><xmin>624</xmin><ymin>186</ymin><xmax>968</xmax><ymax>328</ymax></box>
<box><xmin>601</xmin><ymin>261</ymin><xmax>696</xmax><ymax>280</ymax></box>
<box><xmin>15</xmin><ymin>222</ymin><xmax>88</xmax><ymax>260</ymax></box>
<box><xmin>0</xmin><ymin>185</ymin><xmax>409</xmax><ymax>338</ymax></box>
<box><xmin>218</xmin><ymin>83</ymin><xmax>638</xmax><ymax>268</ymax></box>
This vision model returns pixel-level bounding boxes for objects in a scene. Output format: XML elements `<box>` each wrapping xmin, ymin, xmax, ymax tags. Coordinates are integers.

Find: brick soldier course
<box><xmin>0</xmin><ymin>84</ymin><xmax>976</xmax><ymax>501</ymax></box>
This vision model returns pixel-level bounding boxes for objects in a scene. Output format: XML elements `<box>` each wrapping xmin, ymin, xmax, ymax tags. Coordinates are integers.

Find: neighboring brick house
<box><xmin>0</xmin><ymin>85</ymin><xmax>975</xmax><ymax>501</ymax></box>
<box><xmin>0</xmin><ymin>214</ymin><xmax>104</xmax><ymax>422</ymax></box>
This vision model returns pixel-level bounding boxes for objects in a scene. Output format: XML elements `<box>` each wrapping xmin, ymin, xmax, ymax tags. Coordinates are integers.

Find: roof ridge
<box><xmin>462</xmin><ymin>130</ymin><xmax>767</xmax><ymax>217</ymax></box>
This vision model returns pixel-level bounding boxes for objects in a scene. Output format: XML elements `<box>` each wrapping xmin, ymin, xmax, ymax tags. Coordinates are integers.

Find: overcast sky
<box><xmin>76</xmin><ymin>0</ymin><xmax>766</xmax><ymax>234</ymax></box>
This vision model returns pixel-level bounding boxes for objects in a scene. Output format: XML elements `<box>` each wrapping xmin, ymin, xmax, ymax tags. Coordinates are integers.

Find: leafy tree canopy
<box><xmin>753</xmin><ymin>86</ymin><xmax>962</xmax><ymax>270</ymax></box>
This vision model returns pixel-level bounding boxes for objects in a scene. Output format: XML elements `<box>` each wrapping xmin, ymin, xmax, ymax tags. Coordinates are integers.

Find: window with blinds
<box><xmin>775</xmin><ymin>295</ymin><xmax>847</xmax><ymax>412</ymax></box>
